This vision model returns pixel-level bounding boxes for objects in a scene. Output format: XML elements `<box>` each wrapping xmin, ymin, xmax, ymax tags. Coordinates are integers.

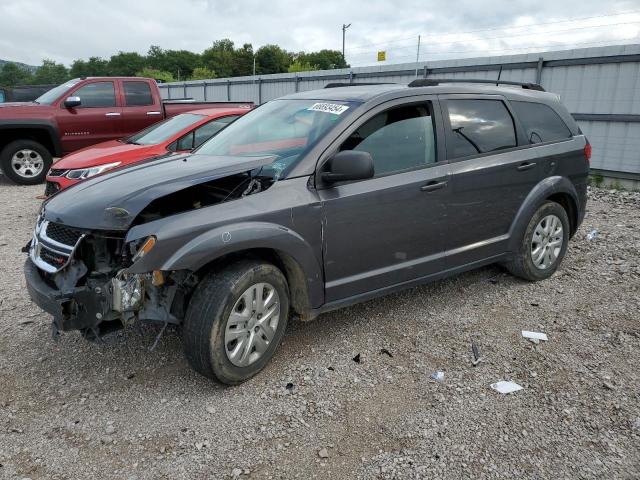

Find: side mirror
<box><xmin>64</xmin><ymin>96</ymin><xmax>81</xmax><ymax>108</ymax></box>
<box><xmin>321</xmin><ymin>150</ymin><xmax>374</xmax><ymax>184</ymax></box>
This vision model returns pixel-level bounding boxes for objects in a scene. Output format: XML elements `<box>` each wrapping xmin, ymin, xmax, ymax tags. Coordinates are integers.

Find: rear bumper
<box><xmin>24</xmin><ymin>258</ymin><xmax>107</xmax><ymax>331</ymax></box>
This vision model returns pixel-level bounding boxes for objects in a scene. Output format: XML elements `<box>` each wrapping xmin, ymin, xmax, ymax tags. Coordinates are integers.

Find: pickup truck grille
<box><xmin>30</xmin><ymin>219</ymin><xmax>85</xmax><ymax>273</ymax></box>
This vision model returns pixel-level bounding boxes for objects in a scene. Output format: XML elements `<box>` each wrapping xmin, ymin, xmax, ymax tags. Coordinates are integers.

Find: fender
<box><xmin>507</xmin><ymin>175</ymin><xmax>579</xmax><ymax>252</ymax></box>
<box><xmin>0</xmin><ymin>119</ymin><xmax>62</xmax><ymax>156</ymax></box>
<box><xmin>128</xmin><ymin>221</ymin><xmax>325</xmax><ymax>309</ymax></box>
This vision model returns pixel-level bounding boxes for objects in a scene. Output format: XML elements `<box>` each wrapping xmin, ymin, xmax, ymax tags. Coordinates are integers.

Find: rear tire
<box><xmin>183</xmin><ymin>260</ymin><xmax>289</xmax><ymax>385</ymax></box>
<box><xmin>0</xmin><ymin>139</ymin><xmax>52</xmax><ymax>185</ymax></box>
<box><xmin>505</xmin><ymin>201</ymin><xmax>570</xmax><ymax>281</ymax></box>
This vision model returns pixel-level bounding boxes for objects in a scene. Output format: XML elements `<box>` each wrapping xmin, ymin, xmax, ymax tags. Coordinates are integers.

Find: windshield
<box><xmin>125</xmin><ymin>113</ymin><xmax>205</xmax><ymax>145</ymax></box>
<box><xmin>194</xmin><ymin>99</ymin><xmax>356</xmax><ymax>178</ymax></box>
<box><xmin>34</xmin><ymin>79</ymin><xmax>83</xmax><ymax>105</ymax></box>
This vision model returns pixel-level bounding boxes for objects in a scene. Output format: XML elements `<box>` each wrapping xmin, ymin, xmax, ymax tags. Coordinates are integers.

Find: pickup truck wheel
<box><xmin>183</xmin><ymin>260</ymin><xmax>290</xmax><ymax>385</ymax></box>
<box><xmin>506</xmin><ymin>201</ymin><xmax>570</xmax><ymax>281</ymax></box>
<box><xmin>0</xmin><ymin>140</ymin><xmax>52</xmax><ymax>185</ymax></box>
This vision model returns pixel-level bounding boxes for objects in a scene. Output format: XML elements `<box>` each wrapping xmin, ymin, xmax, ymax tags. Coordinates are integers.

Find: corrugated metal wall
<box><xmin>159</xmin><ymin>44</ymin><xmax>640</xmax><ymax>176</ymax></box>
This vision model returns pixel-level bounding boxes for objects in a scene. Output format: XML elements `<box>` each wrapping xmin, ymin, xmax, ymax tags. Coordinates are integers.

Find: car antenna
<box><xmin>496</xmin><ymin>65</ymin><xmax>503</xmax><ymax>86</ymax></box>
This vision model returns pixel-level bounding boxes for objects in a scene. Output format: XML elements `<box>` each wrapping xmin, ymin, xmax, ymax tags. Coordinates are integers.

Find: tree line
<box><xmin>0</xmin><ymin>40</ymin><xmax>349</xmax><ymax>87</ymax></box>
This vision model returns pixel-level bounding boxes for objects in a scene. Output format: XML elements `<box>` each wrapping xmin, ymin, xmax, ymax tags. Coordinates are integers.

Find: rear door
<box><xmin>57</xmin><ymin>80</ymin><xmax>121</xmax><ymax>152</ymax></box>
<box><xmin>118</xmin><ymin>80</ymin><xmax>163</xmax><ymax>136</ymax></box>
<box><xmin>318</xmin><ymin>97</ymin><xmax>449</xmax><ymax>302</ymax></box>
<box><xmin>440</xmin><ymin>95</ymin><xmax>542</xmax><ymax>267</ymax></box>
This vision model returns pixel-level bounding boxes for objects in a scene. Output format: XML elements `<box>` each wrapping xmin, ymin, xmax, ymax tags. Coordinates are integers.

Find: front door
<box><xmin>318</xmin><ymin>100</ymin><xmax>449</xmax><ymax>302</ymax></box>
<box><xmin>57</xmin><ymin>80</ymin><xmax>121</xmax><ymax>153</ymax></box>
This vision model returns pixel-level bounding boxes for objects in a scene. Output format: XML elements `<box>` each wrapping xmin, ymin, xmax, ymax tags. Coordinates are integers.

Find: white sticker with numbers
<box><xmin>307</xmin><ymin>103</ymin><xmax>349</xmax><ymax>115</ymax></box>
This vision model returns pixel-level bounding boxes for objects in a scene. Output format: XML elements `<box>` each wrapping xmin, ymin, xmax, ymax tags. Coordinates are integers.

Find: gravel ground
<box><xmin>0</xmin><ymin>179</ymin><xmax>639</xmax><ymax>480</ymax></box>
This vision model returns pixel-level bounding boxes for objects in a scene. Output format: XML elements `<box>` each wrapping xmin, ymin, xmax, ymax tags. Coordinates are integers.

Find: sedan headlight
<box><xmin>65</xmin><ymin>161</ymin><xmax>121</xmax><ymax>180</ymax></box>
<box><xmin>129</xmin><ymin>236</ymin><xmax>157</xmax><ymax>263</ymax></box>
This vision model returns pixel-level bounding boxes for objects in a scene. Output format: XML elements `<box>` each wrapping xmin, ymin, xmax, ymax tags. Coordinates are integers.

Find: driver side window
<box><xmin>71</xmin><ymin>82</ymin><xmax>116</xmax><ymax>108</ymax></box>
<box><xmin>340</xmin><ymin>104</ymin><xmax>436</xmax><ymax>176</ymax></box>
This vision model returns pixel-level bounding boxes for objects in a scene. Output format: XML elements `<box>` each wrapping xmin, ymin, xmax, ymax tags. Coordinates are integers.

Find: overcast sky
<box><xmin>1</xmin><ymin>0</ymin><xmax>639</xmax><ymax>67</ymax></box>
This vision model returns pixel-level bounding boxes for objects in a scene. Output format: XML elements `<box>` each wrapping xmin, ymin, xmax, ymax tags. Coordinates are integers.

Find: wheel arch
<box><xmin>0</xmin><ymin>122</ymin><xmax>62</xmax><ymax>157</ymax></box>
<box><xmin>508</xmin><ymin>176</ymin><xmax>580</xmax><ymax>252</ymax></box>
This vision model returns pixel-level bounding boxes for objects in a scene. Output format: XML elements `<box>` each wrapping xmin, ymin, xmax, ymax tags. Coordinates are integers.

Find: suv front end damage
<box><xmin>24</xmin><ymin>217</ymin><xmax>194</xmax><ymax>338</ymax></box>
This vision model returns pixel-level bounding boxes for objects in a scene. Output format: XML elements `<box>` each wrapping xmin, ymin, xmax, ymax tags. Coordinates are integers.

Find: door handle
<box><xmin>420</xmin><ymin>180</ymin><xmax>447</xmax><ymax>192</ymax></box>
<box><xmin>516</xmin><ymin>162</ymin><xmax>536</xmax><ymax>171</ymax></box>
<box><xmin>146</xmin><ymin>111</ymin><xmax>162</xmax><ymax>116</ymax></box>
<box><xmin>105</xmin><ymin>112</ymin><xmax>121</xmax><ymax>117</ymax></box>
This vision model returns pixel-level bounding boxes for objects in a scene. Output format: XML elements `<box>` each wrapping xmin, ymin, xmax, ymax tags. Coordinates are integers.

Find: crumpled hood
<box><xmin>42</xmin><ymin>153</ymin><xmax>275</xmax><ymax>230</ymax></box>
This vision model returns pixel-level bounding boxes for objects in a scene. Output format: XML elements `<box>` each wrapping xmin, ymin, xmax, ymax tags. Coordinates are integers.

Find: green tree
<box><xmin>108</xmin><ymin>51</ymin><xmax>146</xmax><ymax>76</ymax></box>
<box><xmin>288</xmin><ymin>59</ymin><xmax>319</xmax><ymax>73</ymax></box>
<box><xmin>232</xmin><ymin>43</ymin><xmax>255</xmax><ymax>76</ymax></box>
<box><xmin>147</xmin><ymin>45</ymin><xmax>200</xmax><ymax>80</ymax></box>
<box><xmin>189</xmin><ymin>66</ymin><xmax>216</xmax><ymax>80</ymax></box>
<box><xmin>31</xmin><ymin>59</ymin><xmax>69</xmax><ymax>85</ymax></box>
<box><xmin>255</xmin><ymin>45</ymin><xmax>292</xmax><ymax>74</ymax></box>
<box><xmin>298</xmin><ymin>50</ymin><xmax>348</xmax><ymax>70</ymax></box>
<box><xmin>136</xmin><ymin>67</ymin><xmax>174</xmax><ymax>83</ymax></box>
<box><xmin>0</xmin><ymin>62</ymin><xmax>33</xmax><ymax>86</ymax></box>
<box><xmin>201</xmin><ymin>39</ymin><xmax>236</xmax><ymax>78</ymax></box>
<box><xmin>69</xmin><ymin>56</ymin><xmax>109</xmax><ymax>77</ymax></box>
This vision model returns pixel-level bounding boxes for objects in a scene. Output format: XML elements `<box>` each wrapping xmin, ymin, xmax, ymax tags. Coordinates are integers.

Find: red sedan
<box><xmin>44</xmin><ymin>106</ymin><xmax>250</xmax><ymax>196</ymax></box>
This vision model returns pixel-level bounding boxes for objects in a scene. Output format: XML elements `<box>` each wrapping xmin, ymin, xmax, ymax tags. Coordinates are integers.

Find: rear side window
<box><xmin>123</xmin><ymin>81</ymin><xmax>153</xmax><ymax>106</ymax></box>
<box><xmin>340</xmin><ymin>104</ymin><xmax>436</xmax><ymax>176</ymax></box>
<box><xmin>72</xmin><ymin>82</ymin><xmax>116</xmax><ymax>108</ymax></box>
<box><xmin>445</xmin><ymin>99</ymin><xmax>516</xmax><ymax>158</ymax></box>
<box><xmin>511</xmin><ymin>101</ymin><xmax>572</xmax><ymax>144</ymax></box>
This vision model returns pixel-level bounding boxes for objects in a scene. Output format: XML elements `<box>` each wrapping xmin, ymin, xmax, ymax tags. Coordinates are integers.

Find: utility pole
<box><xmin>342</xmin><ymin>23</ymin><xmax>351</xmax><ymax>61</ymax></box>
<box><xmin>253</xmin><ymin>55</ymin><xmax>256</xmax><ymax>77</ymax></box>
<box><xmin>415</xmin><ymin>35</ymin><xmax>421</xmax><ymax>77</ymax></box>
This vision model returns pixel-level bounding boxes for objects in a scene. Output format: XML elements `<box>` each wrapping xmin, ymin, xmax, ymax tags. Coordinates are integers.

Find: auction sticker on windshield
<box><xmin>307</xmin><ymin>103</ymin><xmax>349</xmax><ymax>115</ymax></box>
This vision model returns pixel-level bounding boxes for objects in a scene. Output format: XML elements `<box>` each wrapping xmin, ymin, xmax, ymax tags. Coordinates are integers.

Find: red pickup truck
<box><xmin>0</xmin><ymin>77</ymin><xmax>252</xmax><ymax>184</ymax></box>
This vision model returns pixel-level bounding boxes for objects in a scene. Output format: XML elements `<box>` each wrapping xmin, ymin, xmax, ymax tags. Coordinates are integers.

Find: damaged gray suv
<box><xmin>24</xmin><ymin>79</ymin><xmax>589</xmax><ymax>384</ymax></box>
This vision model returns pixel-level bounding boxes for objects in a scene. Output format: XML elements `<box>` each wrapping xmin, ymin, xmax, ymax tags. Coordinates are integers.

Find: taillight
<box><xmin>584</xmin><ymin>142</ymin><xmax>592</xmax><ymax>164</ymax></box>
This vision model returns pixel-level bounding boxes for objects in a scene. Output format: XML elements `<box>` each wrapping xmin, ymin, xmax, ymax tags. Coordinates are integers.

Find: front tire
<box><xmin>0</xmin><ymin>139</ymin><xmax>52</xmax><ymax>185</ymax></box>
<box><xmin>506</xmin><ymin>201</ymin><xmax>570</xmax><ymax>281</ymax></box>
<box><xmin>183</xmin><ymin>260</ymin><xmax>290</xmax><ymax>385</ymax></box>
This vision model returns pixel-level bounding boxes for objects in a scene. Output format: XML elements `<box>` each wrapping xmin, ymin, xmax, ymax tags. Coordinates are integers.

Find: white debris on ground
<box><xmin>0</xmin><ymin>181</ymin><xmax>639</xmax><ymax>479</ymax></box>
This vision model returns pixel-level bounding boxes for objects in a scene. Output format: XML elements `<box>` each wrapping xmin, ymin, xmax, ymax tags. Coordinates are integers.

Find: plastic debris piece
<box><xmin>379</xmin><ymin>348</ymin><xmax>393</xmax><ymax>358</ymax></box>
<box><xmin>430</xmin><ymin>371</ymin><xmax>445</xmax><ymax>381</ymax></box>
<box><xmin>352</xmin><ymin>354</ymin><xmax>361</xmax><ymax>363</ymax></box>
<box><xmin>522</xmin><ymin>330</ymin><xmax>548</xmax><ymax>344</ymax></box>
<box><xmin>490</xmin><ymin>381</ymin><xmax>523</xmax><ymax>394</ymax></box>
<box><xmin>586</xmin><ymin>229</ymin><xmax>599</xmax><ymax>241</ymax></box>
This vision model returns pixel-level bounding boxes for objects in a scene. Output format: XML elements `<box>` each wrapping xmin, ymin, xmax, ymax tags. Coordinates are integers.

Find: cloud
<box><xmin>0</xmin><ymin>0</ymin><xmax>638</xmax><ymax>67</ymax></box>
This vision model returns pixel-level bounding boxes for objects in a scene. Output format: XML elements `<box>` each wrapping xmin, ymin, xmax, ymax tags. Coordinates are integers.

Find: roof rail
<box><xmin>408</xmin><ymin>78</ymin><xmax>545</xmax><ymax>92</ymax></box>
<box><xmin>324</xmin><ymin>82</ymin><xmax>396</xmax><ymax>88</ymax></box>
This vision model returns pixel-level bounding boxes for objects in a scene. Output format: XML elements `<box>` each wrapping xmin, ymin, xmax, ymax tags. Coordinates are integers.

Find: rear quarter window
<box><xmin>510</xmin><ymin>101</ymin><xmax>572</xmax><ymax>144</ymax></box>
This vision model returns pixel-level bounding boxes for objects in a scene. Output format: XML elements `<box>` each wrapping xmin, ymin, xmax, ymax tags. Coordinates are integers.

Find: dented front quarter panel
<box><xmin>124</xmin><ymin>177</ymin><xmax>326</xmax><ymax>308</ymax></box>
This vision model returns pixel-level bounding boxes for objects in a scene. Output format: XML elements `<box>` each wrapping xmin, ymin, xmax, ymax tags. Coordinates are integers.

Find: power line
<box><xmin>345</xmin><ymin>10</ymin><xmax>640</xmax><ymax>51</ymax></box>
<box><xmin>345</xmin><ymin>21</ymin><xmax>640</xmax><ymax>59</ymax></box>
<box><xmin>349</xmin><ymin>36</ymin><xmax>640</xmax><ymax>64</ymax></box>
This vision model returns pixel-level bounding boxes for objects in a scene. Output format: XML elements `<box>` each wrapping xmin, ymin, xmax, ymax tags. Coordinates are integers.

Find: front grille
<box><xmin>39</xmin><ymin>245</ymin><xmax>68</xmax><ymax>268</ymax></box>
<box><xmin>46</xmin><ymin>222</ymin><xmax>83</xmax><ymax>246</ymax></box>
<box><xmin>44</xmin><ymin>181</ymin><xmax>60</xmax><ymax>197</ymax></box>
<box><xmin>48</xmin><ymin>168</ymin><xmax>67</xmax><ymax>177</ymax></box>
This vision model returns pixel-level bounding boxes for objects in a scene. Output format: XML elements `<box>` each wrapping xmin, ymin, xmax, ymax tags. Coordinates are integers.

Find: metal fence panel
<box><xmin>158</xmin><ymin>44</ymin><xmax>640</xmax><ymax>176</ymax></box>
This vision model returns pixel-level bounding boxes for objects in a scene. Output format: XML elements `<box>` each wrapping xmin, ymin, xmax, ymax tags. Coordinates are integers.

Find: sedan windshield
<box><xmin>195</xmin><ymin>99</ymin><xmax>356</xmax><ymax>178</ymax></box>
<box><xmin>125</xmin><ymin>113</ymin><xmax>205</xmax><ymax>145</ymax></box>
<box><xmin>34</xmin><ymin>79</ymin><xmax>83</xmax><ymax>105</ymax></box>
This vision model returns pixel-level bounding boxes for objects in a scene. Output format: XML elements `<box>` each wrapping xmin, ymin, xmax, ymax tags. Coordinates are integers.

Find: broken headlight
<box><xmin>66</xmin><ymin>161</ymin><xmax>121</xmax><ymax>180</ymax></box>
<box><xmin>129</xmin><ymin>236</ymin><xmax>156</xmax><ymax>263</ymax></box>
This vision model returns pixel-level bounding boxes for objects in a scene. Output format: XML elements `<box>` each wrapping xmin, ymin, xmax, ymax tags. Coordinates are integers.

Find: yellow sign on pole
<box><xmin>377</xmin><ymin>51</ymin><xmax>386</xmax><ymax>62</ymax></box>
